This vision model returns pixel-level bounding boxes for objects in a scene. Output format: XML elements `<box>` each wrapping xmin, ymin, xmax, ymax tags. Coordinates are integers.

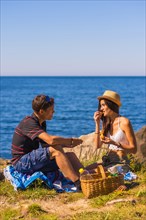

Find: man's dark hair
<box><xmin>32</xmin><ymin>94</ymin><xmax>54</xmax><ymax>112</ymax></box>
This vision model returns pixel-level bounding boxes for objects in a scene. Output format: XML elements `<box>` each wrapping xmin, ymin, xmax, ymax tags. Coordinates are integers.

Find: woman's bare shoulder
<box><xmin>120</xmin><ymin>116</ymin><xmax>131</xmax><ymax>126</ymax></box>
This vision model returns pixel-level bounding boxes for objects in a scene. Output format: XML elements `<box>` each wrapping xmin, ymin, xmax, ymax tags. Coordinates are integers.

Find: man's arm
<box><xmin>38</xmin><ymin>132</ymin><xmax>82</xmax><ymax>147</ymax></box>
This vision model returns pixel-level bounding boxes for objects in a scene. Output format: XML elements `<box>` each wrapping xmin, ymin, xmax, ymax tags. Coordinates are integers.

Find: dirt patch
<box><xmin>0</xmin><ymin>194</ymin><xmax>136</xmax><ymax>219</ymax></box>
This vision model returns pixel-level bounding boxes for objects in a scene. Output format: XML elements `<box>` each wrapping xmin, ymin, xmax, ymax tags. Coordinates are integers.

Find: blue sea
<box><xmin>0</xmin><ymin>76</ymin><xmax>146</xmax><ymax>159</ymax></box>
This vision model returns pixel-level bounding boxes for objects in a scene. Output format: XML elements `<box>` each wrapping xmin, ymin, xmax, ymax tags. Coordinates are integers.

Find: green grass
<box><xmin>0</xmin><ymin>158</ymin><xmax>146</xmax><ymax>220</ymax></box>
<box><xmin>68</xmin><ymin>205</ymin><xmax>146</xmax><ymax>220</ymax></box>
<box><xmin>28</xmin><ymin>203</ymin><xmax>47</xmax><ymax>216</ymax></box>
<box><xmin>0</xmin><ymin>208</ymin><xmax>19</xmax><ymax>220</ymax></box>
<box><xmin>0</xmin><ymin>180</ymin><xmax>57</xmax><ymax>202</ymax></box>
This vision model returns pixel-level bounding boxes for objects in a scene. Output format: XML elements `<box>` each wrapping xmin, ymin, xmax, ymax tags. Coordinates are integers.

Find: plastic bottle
<box><xmin>79</xmin><ymin>168</ymin><xmax>93</xmax><ymax>179</ymax></box>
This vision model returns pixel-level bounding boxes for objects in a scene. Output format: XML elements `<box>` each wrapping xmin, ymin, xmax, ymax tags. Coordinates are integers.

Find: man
<box><xmin>11</xmin><ymin>94</ymin><xmax>83</xmax><ymax>190</ymax></box>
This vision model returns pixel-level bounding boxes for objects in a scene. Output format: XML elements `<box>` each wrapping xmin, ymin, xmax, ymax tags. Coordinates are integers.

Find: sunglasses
<box><xmin>40</xmin><ymin>96</ymin><xmax>51</xmax><ymax>109</ymax></box>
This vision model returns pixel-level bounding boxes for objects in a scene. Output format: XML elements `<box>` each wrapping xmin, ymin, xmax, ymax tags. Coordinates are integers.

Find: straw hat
<box><xmin>98</xmin><ymin>90</ymin><xmax>121</xmax><ymax>107</ymax></box>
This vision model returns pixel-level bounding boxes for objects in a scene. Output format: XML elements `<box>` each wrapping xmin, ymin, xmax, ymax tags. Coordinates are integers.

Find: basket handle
<box><xmin>98</xmin><ymin>165</ymin><xmax>106</xmax><ymax>179</ymax></box>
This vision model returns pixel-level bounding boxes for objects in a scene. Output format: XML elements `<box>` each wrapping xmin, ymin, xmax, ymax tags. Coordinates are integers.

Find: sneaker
<box><xmin>74</xmin><ymin>179</ymin><xmax>82</xmax><ymax>192</ymax></box>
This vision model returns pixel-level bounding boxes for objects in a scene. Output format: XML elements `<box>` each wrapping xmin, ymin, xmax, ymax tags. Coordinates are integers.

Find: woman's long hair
<box><xmin>98</xmin><ymin>99</ymin><xmax>119</xmax><ymax>136</ymax></box>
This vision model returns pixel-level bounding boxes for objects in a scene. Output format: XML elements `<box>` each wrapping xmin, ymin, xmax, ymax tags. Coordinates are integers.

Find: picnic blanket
<box><xmin>4</xmin><ymin>165</ymin><xmax>77</xmax><ymax>193</ymax></box>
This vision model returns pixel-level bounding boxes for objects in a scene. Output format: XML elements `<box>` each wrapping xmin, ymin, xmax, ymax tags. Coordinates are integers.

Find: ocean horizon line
<box><xmin>1</xmin><ymin>75</ymin><xmax>145</xmax><ymax>78</ymax></box>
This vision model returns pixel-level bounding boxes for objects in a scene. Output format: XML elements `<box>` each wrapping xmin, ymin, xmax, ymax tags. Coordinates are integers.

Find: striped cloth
<box><xmin>4</xmin><ymin>165</ymin><xmax>77</xmax><ymax>193</ymax></box>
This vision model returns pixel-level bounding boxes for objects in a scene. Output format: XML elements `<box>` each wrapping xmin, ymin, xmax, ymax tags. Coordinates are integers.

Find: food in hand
<box><xmin>100</xmin><ymin>131</ymin><xmax>105</xmax><ymax>140</ymax></box>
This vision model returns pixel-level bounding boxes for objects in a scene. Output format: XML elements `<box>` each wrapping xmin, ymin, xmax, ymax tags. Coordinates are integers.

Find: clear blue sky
<box><xmin>1</xmin><ymin>0</ymin><xmax>145</xmax><ymax>76</ymax></box>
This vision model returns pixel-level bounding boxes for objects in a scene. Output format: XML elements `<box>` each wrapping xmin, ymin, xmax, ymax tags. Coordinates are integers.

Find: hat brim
<box><xmin>97</xmin><ymin>95</ymin><xmax>121</xmax><ymax>107</ymax></box>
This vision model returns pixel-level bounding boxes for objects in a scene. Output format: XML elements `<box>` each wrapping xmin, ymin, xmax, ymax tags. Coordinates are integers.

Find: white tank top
<box><xmin>108</xmin><ymin>117</ymin><xmax>129</xmax><ymax>151</ymax></box>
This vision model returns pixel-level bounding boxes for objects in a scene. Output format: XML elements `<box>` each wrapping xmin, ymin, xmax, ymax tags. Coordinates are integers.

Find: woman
<box><xmin>94</xmin><ymin>90</ymin><xmax>137</xmax><ymax>169</ymax></box>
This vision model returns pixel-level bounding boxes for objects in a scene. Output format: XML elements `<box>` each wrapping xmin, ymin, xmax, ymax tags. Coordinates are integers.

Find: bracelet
<box><xmin>95</xmin><ymin>132</ymin><xmax>100</xmax><ymax>134</ymax></box>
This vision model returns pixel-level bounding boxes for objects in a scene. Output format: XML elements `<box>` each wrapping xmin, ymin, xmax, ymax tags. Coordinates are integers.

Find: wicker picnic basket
<box><xmin>80</xmin><ymin>165</ymin><xmax>124</xmax><ymax>198</ymax></box>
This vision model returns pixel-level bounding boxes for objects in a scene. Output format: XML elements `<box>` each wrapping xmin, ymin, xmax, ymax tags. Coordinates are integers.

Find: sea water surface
<box><xmin>0</xmin><ymin>76</ymin><xmax>146</xmax><ymax>159</ymax></box>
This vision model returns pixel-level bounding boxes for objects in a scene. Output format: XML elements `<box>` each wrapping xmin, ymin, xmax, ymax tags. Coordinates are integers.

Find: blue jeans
<box><xmin>14</xmin><ymin>145</ymin><xmax>59</xmax><ymax>174</ymax></box>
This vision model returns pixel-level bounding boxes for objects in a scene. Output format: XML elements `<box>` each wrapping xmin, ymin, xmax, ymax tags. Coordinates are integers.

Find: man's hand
<box><xmin>71</xmin><ymin>138</ymin><xmax>83</xmax><ymax>147</ymax></box>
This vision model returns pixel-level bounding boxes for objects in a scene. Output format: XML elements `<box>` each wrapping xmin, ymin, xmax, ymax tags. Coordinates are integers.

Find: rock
<box><xmin>64</xmin><ymin>132</ymin><xmax>96</xmax><ymax>161</ymax></box>
<box><xmin>0</xmin><ymin>158</ymin><xmax>11</xmax><ymax>166</ymax></box>
<box><xmin>135</xmin><ymin>126</ymin><xmax>146</xmax><ymax>162</ymax></box>
<box><xmin>65</xmin><ymin>132</ymin><xmax>107</xmax><ymax>162</ymax></box>
<box><xmin>0</xmin><ymin>158</ymin><xmax>11</xmax><ymax>181</ymax></box>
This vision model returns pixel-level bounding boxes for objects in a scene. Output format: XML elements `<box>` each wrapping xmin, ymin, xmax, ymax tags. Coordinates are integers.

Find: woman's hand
<box><xmin>94</xmin><ymin>111</ymin><xmax>103</xmax><ymax>123</ymax></box>
<box><xmin>100</xmin><ymin>136</ymin><xmax>115</xmax><ymax>145</ymax></box>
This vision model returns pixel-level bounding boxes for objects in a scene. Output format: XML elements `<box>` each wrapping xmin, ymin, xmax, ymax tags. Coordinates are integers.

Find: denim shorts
<box><xmin>14</xmin><ymin>145</ymin><xmax>59</xmax><ymax>174</ymax></box>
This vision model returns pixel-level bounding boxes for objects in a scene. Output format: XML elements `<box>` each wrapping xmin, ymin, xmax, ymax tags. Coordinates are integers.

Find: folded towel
<box><xmin>4</xmin><ymin>165</ymin><xmax>77</xmax><ymax>193</ymax></box>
